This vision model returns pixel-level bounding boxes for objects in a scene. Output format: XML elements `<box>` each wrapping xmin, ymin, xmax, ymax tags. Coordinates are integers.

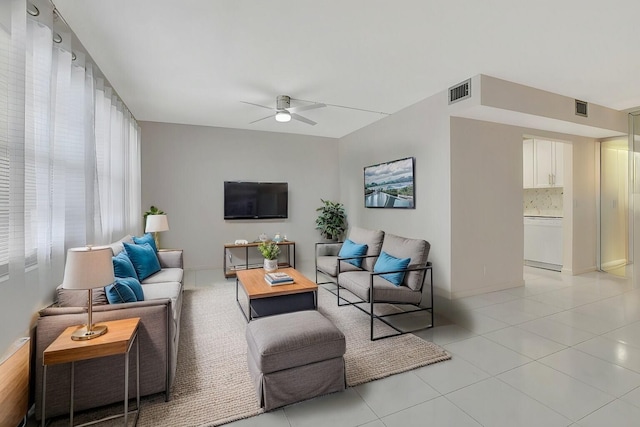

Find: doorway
<box><xmin>600</xmin><ymin>138</ymin><xmax>630</xmax><ymax>277</ymax></box>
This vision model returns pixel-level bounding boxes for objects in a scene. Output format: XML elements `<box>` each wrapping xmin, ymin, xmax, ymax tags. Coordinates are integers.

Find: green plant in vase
<box><xmin>258</xmin><ymin>241</ymin><xmax>280</xmax><ymax>259</ymax></box>
<box><xmin>258</xmin><ymin>241</ymin><xmax>280</xmax><ymax>272</ymax></box>
<box><xmin>144</xmin><ymin>205</ymin><xmax>165</xmax><ymax>220</ymax></box>
<box><xmin>315</xmin><ymin>199</ymin><xmax>346</xmax><ymax>241</ymax></box>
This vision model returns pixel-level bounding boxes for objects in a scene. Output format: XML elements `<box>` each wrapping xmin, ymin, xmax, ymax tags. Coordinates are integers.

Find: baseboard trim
<box><xmin>524</xmin><ymin>260</ymin><xmax>562</xmax><ymax>272</ymax></box>
<box><xmin>449</xmin><ymin>279</ymin><xmax>525</xmax><ymax>300</ymax></box>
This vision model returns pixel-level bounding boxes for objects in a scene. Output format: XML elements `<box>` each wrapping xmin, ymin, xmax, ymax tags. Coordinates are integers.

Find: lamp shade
<box><xmin>62</xmin><ymin>246</ymin><xmax>115</xmax><ymax>290</ymax></box>
<box><xmin>145</xmin><ymin>214</ymin><xmax>169</xmax><ymax>233</ymax></box>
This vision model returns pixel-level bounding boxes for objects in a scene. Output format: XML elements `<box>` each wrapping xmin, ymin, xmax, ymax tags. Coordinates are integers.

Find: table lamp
<box><xmin>62</xmin><ymin>246</ymin><xmax>115</xmax><ymax>341</ymax></box>
<box><xmin>145</xmin><ymin>214</ymin><xmax>169</xmax><ymax>249</ymax></box>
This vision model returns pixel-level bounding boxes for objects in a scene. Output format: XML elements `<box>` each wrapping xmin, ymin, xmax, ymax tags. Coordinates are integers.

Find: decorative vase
<box><xmin>264</xmin><ymin>258</ymin><xmax>278</xmax><ymax>273</ymax></box>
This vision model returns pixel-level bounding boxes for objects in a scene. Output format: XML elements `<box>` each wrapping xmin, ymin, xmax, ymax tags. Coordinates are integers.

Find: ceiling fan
<box><xmin>241</xmin><ymin>95</ymin><xmax>326</xmax><ymax>126</ymax></box>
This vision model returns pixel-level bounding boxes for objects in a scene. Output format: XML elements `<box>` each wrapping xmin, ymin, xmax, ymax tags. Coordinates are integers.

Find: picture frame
<box><xmin>364</xmin><ymin>157</ymin><xmax>415</xmax><ymax>209</ymax></box>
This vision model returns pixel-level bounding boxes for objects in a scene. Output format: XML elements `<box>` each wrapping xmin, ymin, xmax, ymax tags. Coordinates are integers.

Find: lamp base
<box><xmin>71</xmin><ymin>324</ymin><xmax>108</xmax><ymax>341</ymax></box>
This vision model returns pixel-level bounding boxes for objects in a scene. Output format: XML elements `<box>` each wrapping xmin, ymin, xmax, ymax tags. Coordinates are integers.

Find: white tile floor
<box><xmin>210</xmin><ymin>265</ymin><xmax>640</xmax><ymax>427</ymax></box>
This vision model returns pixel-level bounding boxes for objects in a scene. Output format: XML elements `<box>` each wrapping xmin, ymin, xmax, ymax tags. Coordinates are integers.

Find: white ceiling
<box><xmin>53</xmin><ymin>0</ymin><xmax>640</xmax><ymax>139</ymax></box>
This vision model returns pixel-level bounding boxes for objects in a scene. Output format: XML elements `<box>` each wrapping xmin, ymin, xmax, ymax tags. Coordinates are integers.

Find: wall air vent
<box><xmin>575</xmin><ymin>99</ymin><xmax>588</xmax><ymax>117</ymax></box>
<box><xmin>449</xmin><ymin>79</ymin><xmax>471</xmax><ymax>104</ymax></box>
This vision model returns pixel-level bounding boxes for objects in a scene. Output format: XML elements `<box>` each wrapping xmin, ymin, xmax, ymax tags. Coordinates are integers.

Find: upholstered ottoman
<box><xmin>246</xmin><ymin>310</ymin><xmax>346</xmax><ymax>411</ymax></box>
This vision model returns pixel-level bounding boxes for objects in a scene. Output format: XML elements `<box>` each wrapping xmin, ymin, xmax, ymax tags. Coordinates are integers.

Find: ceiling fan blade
<box><xmin>286</xmin><ymin>103</ymin><xmax>326</xmax><ymax>114</ymax></box>
<box><xmin>291</xmin><ymin>113</ymin><xmax>317</xmax><ymax>126</ymax></box>
<box><xmin>249</xmin><ymin>114</ymin><xmax>273</xmax><ymax>124</ymax></box>
<box><xmin>241</xmin><ymin>101</ymin><xmax>273</xmax><ymax>110</ymax></box>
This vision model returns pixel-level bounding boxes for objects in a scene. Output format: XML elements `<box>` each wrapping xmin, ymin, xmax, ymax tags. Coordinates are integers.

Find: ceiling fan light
<box><xmin>275</xmin><ymin>111</ymin><xmax>291</xmax><ymax>122</ymax></box>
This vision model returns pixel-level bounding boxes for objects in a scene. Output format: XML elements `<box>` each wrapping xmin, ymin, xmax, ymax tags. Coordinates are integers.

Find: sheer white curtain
<box><xmin>0</xmin><ymin>0</ymin><xmax>141</xmax><ymax>292</ymax></box>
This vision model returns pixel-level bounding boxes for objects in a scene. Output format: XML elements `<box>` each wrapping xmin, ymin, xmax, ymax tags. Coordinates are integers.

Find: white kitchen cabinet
<box><xmin>554</xmin><ymin>142</ymin><xmax>564</xmax><ymax>187</ymax></box>
<box><xmin>523</xmin><ymin>139</ymin><xmax>534</xmax><ymax>188</ymax></box>
<box><xmin>534</xmin><ymin>139</ymin><xmax>554</xmax><ymax>187</ymax></box>
<box><xmin>522</xmin><ymin>139</ymin><xmax>564</xmax><ymax>189</ymax></box>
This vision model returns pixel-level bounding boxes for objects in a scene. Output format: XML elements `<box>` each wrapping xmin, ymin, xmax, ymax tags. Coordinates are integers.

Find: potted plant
<box><xmin>258</xmin><ymin>241</ymin><xmax>280</xmax><ymax>273</ymax></box>
<box><xmin>315</xmin><ymin>199</ymin><xmax>347</xmax><ymax>241</ymax></box>
<box><xmin>144</xmin><ymin>205</ymin><xmax>165</xmax><ymax>220</ymax></box>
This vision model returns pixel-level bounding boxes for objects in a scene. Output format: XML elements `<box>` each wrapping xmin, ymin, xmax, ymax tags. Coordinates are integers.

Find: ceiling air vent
<box><xmin>575</xmin><ymin>100</ymin><xmax>588</xmax><ymax>117</ymax></box>
<box><xmin>449</xmin><ymin>79</ymin><xmax>471</xmax><ymax>104</ymax></box>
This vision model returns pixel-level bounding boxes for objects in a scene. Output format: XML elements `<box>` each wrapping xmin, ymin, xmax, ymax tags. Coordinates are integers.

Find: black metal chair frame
<box><xmin>335</xmin><ymin>256</ymin><xmax>434</xmax><ymax>341</ymax></box>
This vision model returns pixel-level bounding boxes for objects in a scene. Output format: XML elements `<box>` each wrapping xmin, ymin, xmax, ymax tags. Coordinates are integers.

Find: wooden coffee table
<box><xmin>235</xmin><ymin>267</ymin><xmax>318</xmax><ymax>322</ymax></box>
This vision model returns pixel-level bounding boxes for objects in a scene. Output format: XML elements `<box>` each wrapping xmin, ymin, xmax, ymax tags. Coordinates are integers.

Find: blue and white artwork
<box><xmin>364</xmin><ymin>157</ymin><xmax>415</xmax><ymax>208</ymax></box>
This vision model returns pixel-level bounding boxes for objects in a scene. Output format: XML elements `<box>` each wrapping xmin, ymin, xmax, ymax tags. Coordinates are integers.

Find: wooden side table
<box><xmin>41</xmin><ymin>317</ymin><xmax>141</xmax><ymax>427</ymax></box>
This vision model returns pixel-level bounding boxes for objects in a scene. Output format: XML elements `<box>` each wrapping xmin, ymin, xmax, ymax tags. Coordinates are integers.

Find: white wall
<box><xmin>480</xmin><ymin>75</ymin><xmax>628</xmax><ymax>134</ymax></box>
<box><xmin>339</xmin><ymin>91</ymin><xmax>452</xmax><ymax>297</ymax></box>
<box><xmin>1</xmin><ymin>270</ymin><xmax>51</xmax><ymax>357</ymax></box>
<box><xmin>450</xmin><ymin>117</ymin><xmax>525</xmax><ymax>297</ymax></box>
<box><xmin>140</xmin><ymin>122</ymin><xmax>340</xmax><ymax>270</ymax></box>
<box><xmin>448</xmin><ymin>118</ymin><xmax>599</xmax><ymax>295</ymax></box>
<box><xmin>570</xmin><ymin>136</ymin><xmax>598</xmax><ymax>274</ymax></box>
<box><xmin>337</xmin><ymin>88</ymin><xmax>602</xmax><ymax>299</ymax></box>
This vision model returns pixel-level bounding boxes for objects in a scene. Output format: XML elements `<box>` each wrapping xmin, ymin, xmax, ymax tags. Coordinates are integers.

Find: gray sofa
<box><xmin>34</xmin><ymin>236</ymin><xmax>184</xmax><ymax>420</ymax></box>
<box><xmin>316</xmin><ymin>226</ymin><xmax>433</xmax><ymax>340</ymax></box>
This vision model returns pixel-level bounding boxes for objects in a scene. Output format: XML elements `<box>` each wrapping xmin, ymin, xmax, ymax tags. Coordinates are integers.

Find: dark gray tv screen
<box><xmin>224</xmin><ymin>181</ymin><xmax>288</xmax><ymax>219</ymax></box>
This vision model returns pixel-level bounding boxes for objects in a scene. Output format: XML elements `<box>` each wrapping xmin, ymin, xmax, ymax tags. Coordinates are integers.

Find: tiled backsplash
<box><xmin>523</xmin><ymin>187</ymin><xmax>563</xmax><ymax>217</ymax></box>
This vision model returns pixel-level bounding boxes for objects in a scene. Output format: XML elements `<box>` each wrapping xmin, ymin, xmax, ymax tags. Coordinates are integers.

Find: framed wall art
<box><xmin>364</xmin><ymin>157</ymin><xmax>415</xmax><ymax>209</ymax></box>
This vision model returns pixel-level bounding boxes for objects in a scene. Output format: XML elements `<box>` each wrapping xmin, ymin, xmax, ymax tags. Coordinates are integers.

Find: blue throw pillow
<box><xmin>374</xmin><ymin>251</ymin><xmax>411</xmax><ymax>286</ymax></box>
<box><xmin>118</xmin><ymin>276</ymin><xmax>144</xmax><ymax>301</ymax></box>
<box><xmin>105</xmin><ymin>279</ymin><xmax>138</xmax><ymax>304</ymax></box>
<box><xmin>112</xmin><ymin>251</ymin><xmax>138</xmax><ymax>279</ymax></box>
<box><xmin>133</xmin><ymin>232</ymin><xmax>158</xmax><ymax>252</ymax></box>
<box><xmin>123</xmin><ymin>242</ymin><xmax>161</xmax><ymax>281</ymax></box>
<box><xmin>338</xmin><ymin>239</ymin><xmax>368</xmax><ymax>268</ymax></box>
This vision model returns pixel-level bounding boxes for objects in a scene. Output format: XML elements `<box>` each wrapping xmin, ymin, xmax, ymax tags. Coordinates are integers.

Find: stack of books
<box><xmin>264</xmin><ymin>272</ymin><xmax>294</xmax><ymax>286</ymax></box>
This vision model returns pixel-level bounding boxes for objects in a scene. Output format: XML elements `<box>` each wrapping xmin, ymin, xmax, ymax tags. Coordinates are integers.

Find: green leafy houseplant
<box><xmin>315</xmin><ymin>199</ymin><xmax>346</xmax><ymax>241</ymax></box>
<box><xmin>144</xmin><ymin>205</ymin><xmax>165</xmax><ymax>220</ymax></box>
<box><xmin>258</xmin><ymin>241</ymin><xmax>280</xmax><ymax>260</ymax></box>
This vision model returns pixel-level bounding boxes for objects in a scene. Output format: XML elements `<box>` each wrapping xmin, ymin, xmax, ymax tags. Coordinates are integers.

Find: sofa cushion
<box><xmin>338</xmin><ymin>239</ymin><xmax>368</xmax><ymax>268</ymax></box>
<box><xmin>157</xmin><ymin>250</ymin><xmax>183</xmax><ymax>269</ymax></box>
<box><xmin>105</xmin><ymin>279</ymin><xmax>138</xmax><ymax>304</ymax></box>
<box><xmin>316</xmin><ymin>256</ymin><xmax>361</xmax><ymax>278</ymax></box>
<box><xmin>347</xmin><ymin>227</ymin><xmax>384</xmax><ymax>272</ymax></box>
<box><xmin>245</xmin><ymin>310</ymin><xmax>345</xmax><ymax>374</ymax></box>
<box><xmin>141</xmin><ymin>281</ymin><xmax>182</xmax><ymax>324</ymax></box>
<box><xmin>142</xmin><ymin>281</ymin><xmax>182</xmax><ymax>305</ymax></box>
<box><xmin>338</xmin><ymin>271</ymin><xmax>422</xmax><ymax>304</ymax></box>
<box><xmin>380</xmin><ymin>234</ymin><xmax>430</xmax><ymax>291</ymax></box>
<box><xmin>374</xmin><ymin>251</ymin><xmax>411</xmax><ymax>286</ymax></box>
<box><xmin>141</xmin><ymin>268</ymin><xmax>183</xmax><ymax>285</ymax></box>
<box><xmin>134</xmin><ymin>232</ymin><xmax>158</xmax><ymax>253</ymax></box>
<box><xmin>112</xmin><ymin>251</ymin><xmax>138</xmax><ymax>279</ymax></box>
<box><xmin>108</xmin><ymin>235</ymin><xmax>134</xmax><ymax>256</ymax></box>
<box><xmin>124</xmin><ymin>242</ymin><xmax>161</xmax><ymax>281</ymax></box>
<box><xmin>56</xmin><ymin>285</ymin><xmax>108</xmax><ymax>307</ymax></box>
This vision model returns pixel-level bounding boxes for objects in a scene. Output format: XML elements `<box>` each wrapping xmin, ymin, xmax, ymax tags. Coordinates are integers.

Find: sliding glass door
<box><xmin>631</xmin><ymin>112</ymin><xmax>640</xmax><ymax>282</ymax></box>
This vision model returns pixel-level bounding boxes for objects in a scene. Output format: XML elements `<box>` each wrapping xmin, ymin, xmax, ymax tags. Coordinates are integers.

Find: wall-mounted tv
<box><xmin>224</xmin><ymin>181</ymin><xmax>288</xmax><ymax>219</ymax></box>
<box><xmin>364</xmin><ymin>157</ymin><xmax>415</xmax><ymax>208</ymax></box>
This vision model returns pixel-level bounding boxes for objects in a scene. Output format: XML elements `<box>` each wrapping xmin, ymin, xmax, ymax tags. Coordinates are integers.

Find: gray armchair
<box><xmin>315</xmin><ymin>227</ymin><xmax>385</xmax><ymax>284</ymax></box>
<box><xmin>336</xmin><ymin>233</ymin><xmax>433</xmax><ymax>340</ymax></box>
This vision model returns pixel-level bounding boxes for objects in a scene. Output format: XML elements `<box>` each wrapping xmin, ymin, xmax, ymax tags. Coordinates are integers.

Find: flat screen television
<box><xmin>224</xmin><ymin>181</ymin><xmax>288</xmax><ymax>219</ymax></box>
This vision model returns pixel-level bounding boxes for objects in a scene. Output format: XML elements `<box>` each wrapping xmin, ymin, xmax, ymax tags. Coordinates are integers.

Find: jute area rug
<box><xmin>58</xmin><ymin>282</ymin><xmax>450</xmax><ymax>427</ymax></box>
